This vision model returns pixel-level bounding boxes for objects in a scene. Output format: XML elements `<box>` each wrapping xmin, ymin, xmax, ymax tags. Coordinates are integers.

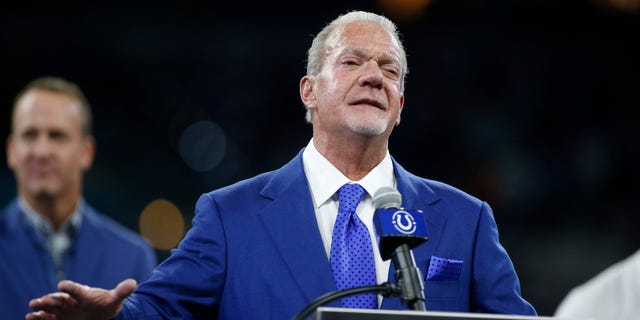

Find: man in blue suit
<box><xmin>27</xmin><ymin>11</ymin><xmax>536</xmax><ymax>319</ymax></box>
<box><xmin>1</xmin><ymin>76</ymin><xmax>156</xmax><ymax>320</ymax></box>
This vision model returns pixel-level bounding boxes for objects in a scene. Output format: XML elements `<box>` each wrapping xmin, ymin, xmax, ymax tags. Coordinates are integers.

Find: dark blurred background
<box><xmin>1</xmin><ymin>0</ymin><xmax>639</xmax><ymax>316</ymax></box>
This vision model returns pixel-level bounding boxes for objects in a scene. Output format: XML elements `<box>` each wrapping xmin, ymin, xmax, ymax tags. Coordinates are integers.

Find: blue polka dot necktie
<box><xmin>330</xmin><ymin>183</ymin><xmax>377</xmax><ymax>309</ymax></box>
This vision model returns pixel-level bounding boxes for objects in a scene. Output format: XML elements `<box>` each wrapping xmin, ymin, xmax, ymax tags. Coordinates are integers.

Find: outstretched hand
<box><xmin>26</xmin><ymin>278</ymin><xmax>137</xmax><ymax>320</ymax></box>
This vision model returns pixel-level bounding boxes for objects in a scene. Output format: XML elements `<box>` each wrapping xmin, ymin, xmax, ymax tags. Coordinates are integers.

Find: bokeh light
<box><xmin>377</xmin><ymin>0</ymin><xmax>431</xmax><ymax>23</ymax></box>
<box><xmin>139</xmin><ymin>198</ymin><xmax>185</xmax><ymax>250</ymax></box>
<box><xmin>594</xmin><ymin>0</ymin><xmax>640</xmax><ymax>11</ymax></box>
<box><xmin>178</xmin><ymin>120</ymin><xmax>226</xmax><ymax>172</ymax></box>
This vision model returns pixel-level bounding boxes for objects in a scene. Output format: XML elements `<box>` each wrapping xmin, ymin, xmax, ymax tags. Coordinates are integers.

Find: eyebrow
<box><xmin>343</xmin><ymin>47</ymin><xmax>401</xmax><ymax>66</ymax></box>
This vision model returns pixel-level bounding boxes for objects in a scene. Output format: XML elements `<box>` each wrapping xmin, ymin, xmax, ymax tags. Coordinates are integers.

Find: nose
<box><xmin>358</xmin><ymin>60</ymin><xmax>384</xmax><ymax>90</ymax></box>
<box><xmin>32</xmin><ymin>135</ymin><xmax>54</xmax><ymax>158</ymax></box>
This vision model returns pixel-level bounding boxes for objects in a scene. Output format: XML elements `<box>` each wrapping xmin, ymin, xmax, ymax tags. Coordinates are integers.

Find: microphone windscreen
<box><xmin>373</xmin><ymin>186</ymin><xmax>402</xmax><ymax>209</ymax></box>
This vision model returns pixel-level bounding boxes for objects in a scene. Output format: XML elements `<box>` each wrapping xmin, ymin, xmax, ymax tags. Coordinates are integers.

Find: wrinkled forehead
<box><xmin>325</xmin><ymin>22</ymin><xmax>402</xmax><ymax>61</ymax></box>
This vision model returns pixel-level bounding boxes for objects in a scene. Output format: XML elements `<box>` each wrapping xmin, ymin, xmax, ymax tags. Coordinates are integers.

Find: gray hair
<box><xmin>304</xmin><ymin>11</ymin><xmax>409</xmax><ymax>123</ymax></box>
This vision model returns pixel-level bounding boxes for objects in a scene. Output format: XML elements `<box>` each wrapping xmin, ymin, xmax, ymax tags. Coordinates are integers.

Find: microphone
<box><xmin>373</xmin><ymin>186</ymin><xmax>428</xmax><ymax>311</ymax></box>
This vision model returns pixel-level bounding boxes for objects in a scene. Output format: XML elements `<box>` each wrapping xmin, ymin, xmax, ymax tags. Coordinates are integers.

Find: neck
<box><xmin>313</xmin><ymin>131</ymin><xmax>389</xmax><ymax>181</ymax></box>
<box><xmin>21</xmin><ymin>192</ymin><xmax>78</xmax><ymax>232</ymax></box>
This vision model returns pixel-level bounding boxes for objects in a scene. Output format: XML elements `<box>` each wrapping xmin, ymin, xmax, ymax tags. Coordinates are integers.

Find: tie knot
<box><xmin>338</xmin><ymin>183</ymin><xmax>366</xmax><ymax>214</ymax></box>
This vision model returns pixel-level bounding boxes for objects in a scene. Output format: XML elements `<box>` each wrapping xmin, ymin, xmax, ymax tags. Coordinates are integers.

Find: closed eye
<box><xmin>385</xmin><ymin>68</ymin><xmax>398</xmax><ymax>75</ymax></box>
<box><xmin>383</xmin><ymin>67</ymin><xmax>400</xmax><ymax>80</ymax></box>
<box><xmin>343</xmin><ymin>59</ymin><xmax>359</xmax><ymax>66</ymax></box>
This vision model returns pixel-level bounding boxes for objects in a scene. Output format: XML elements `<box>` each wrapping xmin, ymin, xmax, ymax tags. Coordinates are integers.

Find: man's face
<box><xmin>302</xmin><ymin>22</ymin><xmax>405</xmax><ymax>138</ymax></box>
<box><xmin>7</xmin><ymin>89</ymin><xmax>94</xmax><ymax>202</ymax></box>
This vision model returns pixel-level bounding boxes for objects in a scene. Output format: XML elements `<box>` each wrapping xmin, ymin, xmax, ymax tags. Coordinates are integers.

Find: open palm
<box><xmin>26</xmin><ymin>279</ymin><xmax>137</xmax><ymax>320</ymax></box>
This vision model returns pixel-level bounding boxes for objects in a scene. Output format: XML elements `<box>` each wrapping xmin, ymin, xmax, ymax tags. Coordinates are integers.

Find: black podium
<box><xmin>312</xmin><ymin>307</ymin><xmax>584</xmax><ymax>320</ymax></box>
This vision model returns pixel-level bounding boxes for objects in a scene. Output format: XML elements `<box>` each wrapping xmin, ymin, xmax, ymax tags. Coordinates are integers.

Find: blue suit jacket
<box><xmin>119</xmin><ymin>150</ymin><xmax>536</xmax><ymax>319</ymax></box>
<box><xmin>0</xmin><ymin>200</ymin><xmax>156</xmax><ymax>320</ymax></box>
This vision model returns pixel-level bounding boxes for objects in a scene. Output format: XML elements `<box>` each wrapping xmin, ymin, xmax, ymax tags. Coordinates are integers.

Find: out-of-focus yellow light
<box><xmin>139</xmin><ymin>198</ymin><xmax>185</xmax><ymax>250</ymax></box>
<box><xmin>378</xmin><ymin>0</ymin><xmax>432</xmax><ymax>23</ymax></box>
<box><xmin>594</xmin><ymin>0</ymin><xmax>640</xmax><ymax>11</ymax></box>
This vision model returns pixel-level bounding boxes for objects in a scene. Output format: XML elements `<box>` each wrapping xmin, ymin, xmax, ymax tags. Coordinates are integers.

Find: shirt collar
<box><xmin>302</xmin><ymin>138</ymin><xmax>395</xmax><ymax>208</ymax></box>
<box><xmin>19</xmin><ymin>197</ymin><xmax>83</xmax><ymax>237</ymax></box>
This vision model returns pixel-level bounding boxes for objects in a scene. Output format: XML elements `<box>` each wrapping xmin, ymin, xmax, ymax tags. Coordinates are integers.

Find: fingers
<box><xmin>26</xmin><ymin>279</ymin><xmax>136</xmax><ymax>320</ymax></box>
<box><xmin>57</xmin><ymin>279</ymin><xmax>89</xmax><ymax>297</ymax></box>
<box><xmin>27</xmin><ymin>292</ymin><xmax>77</xmax><ymax>320</ymax></box>
<box><xmin>112</xmin><ymin>278</ymin><xmax>137</xmax><ymax>301</ymax></box>
<box><xmin>25</xmin><ymin>310</ymin><xmax>56</xmax><ymax>320</ymax></box>
<box><xmin>29</xmin><ymin>292</ymin><xmax>75</xmax><ymax>309</ymax></box>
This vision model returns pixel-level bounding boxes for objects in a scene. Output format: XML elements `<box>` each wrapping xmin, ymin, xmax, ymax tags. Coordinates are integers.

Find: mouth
<box><xmin>29</xmin><ymin>162</ymin><xmax>56</xmax><ymax>177</ymax></box>
<box><xmin>349</xmin><ymin>98</ymin><xmax>385</xmax><ymax>110</ymax></box>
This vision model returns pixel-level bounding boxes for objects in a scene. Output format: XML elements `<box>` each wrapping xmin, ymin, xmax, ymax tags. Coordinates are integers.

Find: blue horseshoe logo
<box><xmin>391</xmin><ymin>210</ymin><xmax>417</xmax><ymax>234</ymax></box>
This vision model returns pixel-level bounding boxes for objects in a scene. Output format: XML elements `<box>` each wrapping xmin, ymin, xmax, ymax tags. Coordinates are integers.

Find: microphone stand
<box><xmin>292</xmin><ymin>283</ymin><xmax>399</xmax><ymax>320</ymax></box>
<box><xmin>391</xmin><ymin>243</ymin><xmax>426</xmax><ymax>311</ymax></box>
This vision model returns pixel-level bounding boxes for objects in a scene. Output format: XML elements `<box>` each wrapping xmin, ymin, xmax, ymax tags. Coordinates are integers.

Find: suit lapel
<box><xmin>257</xmin><ymin>151</ymin><xmax>338</xmax><ymax>305</ymax></box>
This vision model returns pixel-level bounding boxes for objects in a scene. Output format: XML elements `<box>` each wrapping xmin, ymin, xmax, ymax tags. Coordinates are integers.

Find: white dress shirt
<box><xmin>302</xmin><ymin>138</ymin><xmax>394</xmax><ymax>305</ymax></box>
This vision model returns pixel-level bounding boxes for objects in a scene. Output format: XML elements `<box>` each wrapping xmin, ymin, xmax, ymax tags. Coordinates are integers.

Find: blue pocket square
<box><xmin>426</xmin><ymin>256</ymin><xmax>463</xmax><ymax>281</ymax></box>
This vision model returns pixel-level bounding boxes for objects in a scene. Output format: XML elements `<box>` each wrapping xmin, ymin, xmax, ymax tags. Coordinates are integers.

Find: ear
<box><xmin>79</xmin><ymin>135</ymin><xmax>96</xmax><ymax>172</ymax></box>
<box><xmin>300</xmin><ymin>76</ymin><xmax>316</xmax><ymax>110</ymax></box>
<box><xmin>6</xmin><ymin>135</ymin><xmax>16</xmax><ymax>170</ymax></box>
<box><xmin>395</xmin><ymin>94</ymin><xmax>405</xmax><ymax>126</ymax></box>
